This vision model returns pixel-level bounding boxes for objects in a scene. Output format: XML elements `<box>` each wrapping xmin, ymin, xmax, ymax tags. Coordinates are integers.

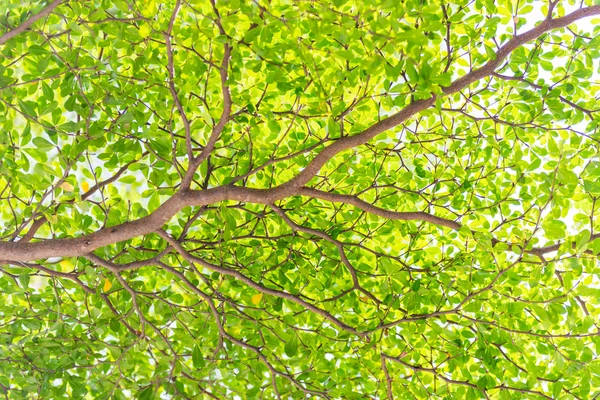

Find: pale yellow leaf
<box><xmin>59</xmin><ymin>182</ymin><xmax>74</xmax><ymax>192</ymax></box>
<box><xmin>103</xmin><ymin>279</ymin><xmax>112</xmax><ymax>292</ymax></box>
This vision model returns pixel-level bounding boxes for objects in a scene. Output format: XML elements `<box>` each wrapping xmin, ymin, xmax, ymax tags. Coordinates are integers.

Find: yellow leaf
<box><xmin>139</xmin><ymin>22</ymin><xmax>151</xmax><ymax>38</ymax></box>
<box><xmin>81</xmin><ymin>181</ymin><xmax>90</xmax><ymax>192</ymax></box>
<box><xmin>251</xmin><ymin>293</ymin><xmax>263</xmax><ymax>305</ymax></box>
<box><xmin>103</xmin><ymin>279</ymin><xmax>112</xmax><ymax>292</ymax></box>
<box><xmin>59</xmin><ymin>259</ymin><xmax>74</xmax><ymax>271</ymax></box>
<box><xmin>59</xmin><ymin>182</ymin><xmax>74</xmax><ymax>192</ymax></box>
<box><xmin>141</xmin><ymin>0</ymin><xmax>157</xmax><ymax>18</ymax></box>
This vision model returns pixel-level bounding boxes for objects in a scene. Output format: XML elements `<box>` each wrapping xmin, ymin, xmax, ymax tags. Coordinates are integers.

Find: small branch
<box><xmin>156</xmin><ymin>260</ymin><xmax>327</xmax><ymax>396</ymax></box>
<box><xmin>383</xmin><ymin>352</ymin><xmax>553</xmax><ymax>398</ymax></box>
<box><xmin>270</xmin><ymin>204</ymin><xmax>381</xmax><ymax>304</ymax></box>
<box><xmin>9</xmin><ymin>261</ymin><xmax>95</xmax><ymax>294</ymax></box>
<box><xmin>380</xmin><ymin>354</ymin><xmax>394</xmax><ymax>400</ymax></box>
<box><xmin>300</xmin><ymin>187</ymin><xmax>461</xmax><ymax>230</ymax></box>
<box><xmin>547</xmin><ymin>0</ymin><xmax>559</xmax><ymax>19</ymax></box>
<box><xmin>181</xmin><ymin>0</ymin><xmax>232</xmax><ymax>190</ymax></box>
<box><xmin>180</xmin><ymin>53</ymin><xmax>231</xmax><ymax>189</ymax></box>
<box><xmin>493</xmin><ymin>72</ymin><xmax>599</xmax><ymax>117</ymax></box>
<box><xmin>164</xmin><ymin>0</ymin><xmax>193</xmax><ymax>161</ymax></box>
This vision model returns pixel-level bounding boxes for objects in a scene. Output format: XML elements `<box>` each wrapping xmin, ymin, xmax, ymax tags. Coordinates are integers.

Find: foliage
<box><xmin>1</xmin><ymin>0</ymin><xmax>600</xmax><ymax>398</ymax></box>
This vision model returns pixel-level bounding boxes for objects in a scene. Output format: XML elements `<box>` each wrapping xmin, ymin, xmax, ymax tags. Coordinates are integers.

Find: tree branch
<box><xmin>382</xmin><ymin>352</ymin><xmax>553</xmax><ymax>399</ymax></box>
<box><xmin>299</xmin><ymin>187</ymin><xmax>461</xmax><ymax>230</ymax></box>
<box><xmin>0</xmin><ymin>0</ymin><xmax>63</xmax><ymax>45</ymax></box>
<box><xmin>151</xmin><ymin>259</ymin><xmax>327</xmax><ymax>397</ymax></box>
<box><xmin>493</xmin><ymin>72</ymin><xmax>599</xmax><ymax>117</ymax></box>
<box><xmin>270</xmin><ymin>203</ymin><xmax>382</xmax><ymax>304</ymax></box>
<box><xmin>18</xmin><ymin>152</ymin><xmax>149</xmax><ymax>243</ymax></box>
<box><xmin>180</xmin><ymin>2</ymin><xmax>232</xmax><ymax>190</ymax></box>
<box><xmin>1</xmin><ymin>5</ymin><xmax>599</xmax><ymax>262</ymax></box>
<box><xmin>164</xmin><ymin>0</ymin><xmax>193</xmax><ymax>161</ymax></box>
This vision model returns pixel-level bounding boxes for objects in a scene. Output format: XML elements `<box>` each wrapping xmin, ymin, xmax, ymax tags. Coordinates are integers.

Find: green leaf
<box><xmin>575</xmin><ymin>229</ymin><xmax>591</xmax><ymax>251</ymax></box>
<box><xmin>403</xmin><ymin>292</ymin><xmax>420</xmax><ymax>311</ymax></box>
<box><xmin>18</xmin><ymin>99</ymin><xmax>37</xmax><ymax>117</ymax></box>
<box><xmin>117</xmin><ymin>112</ymin><xmax>135</xmax><ymax>124</ymax></box>
<box><xmin>557</xmin><ymin>167</ymin><xmax>578</xmax><ymax>186</ymax></box>
<box><xmin>285</xmin><ymin>336</ymin><xmax>298</xmax><ymax>357</ymax></box>
<box><xmin>32</xmin><ymin>137</ymin><xmax>54</xmax><ymax>151</ymax></box>
<box><xmin>244</xmin><ymin>27</ymin><xmax>261</xmax><ymax>43</ymax></box>
<box><xmin>476</xmin><ymin>375</ymin><xmax>495</xmax><ymax>390</ymax></box>
<box><xmin>19</xmin><ymin>272</ymin><xmax>30</xmax><ymax>289</ymax></box>
<box><xmin>542</xmin><ymin>220</ymin><xmax>566</xmax><ymax>240</ymax></box>
<box><xmin>405</xmin><ymin>61</ymin><xmax>419</xmax><ymax>82</ymax></box>
<box><xmin>137</xmin><ymin>386</ymin><xmax>154</xmax><ymax>400</ymax></box>
<box><xmin>192</xmin><ymin>344</ymin><xmax>204</xmax><ymax>368</ymax></box>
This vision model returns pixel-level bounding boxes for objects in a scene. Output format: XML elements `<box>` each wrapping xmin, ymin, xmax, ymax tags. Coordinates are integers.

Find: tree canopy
<box><xmin>1</xmin><ymin>0</ymin><xmax>600</xmax><ymax>398</ymax></box>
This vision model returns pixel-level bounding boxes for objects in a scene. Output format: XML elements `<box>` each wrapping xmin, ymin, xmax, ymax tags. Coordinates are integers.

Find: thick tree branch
<box><xmin>0</xmin><ymin>182</ymin><xmax>597</xmax><ymax>263</ymax></box>
<box><xmin>280</xmin><ymin>97</ymin><xmax>436</xmax><ymax>189</ymax></box>
<box><xmin>0</xmin><ymin>187</ymin><xmax>271</xmax><ymax>261</ymax></box>
<box><xmin>443</xmin><ymin>5</ymin><xmax>600</xmax><ymax>95</ymax></box>
<box><xmin>1</xmin><ymin>5</ymin><xmax>599</xmax><ymax>262</ymax></box>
